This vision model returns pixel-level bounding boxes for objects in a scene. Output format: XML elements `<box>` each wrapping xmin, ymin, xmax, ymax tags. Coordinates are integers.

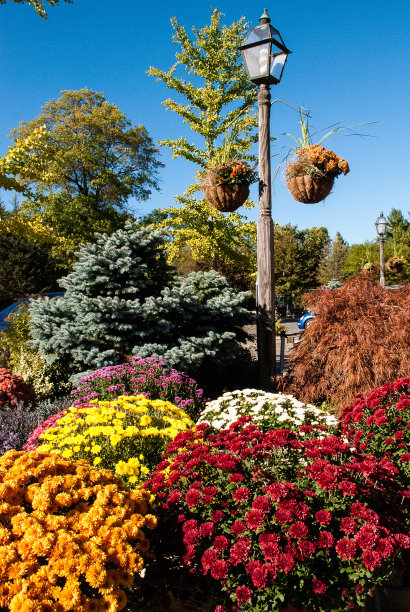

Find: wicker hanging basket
<box><xmin>286</xmin><ymin>174</ymin><xmax>334</xmax><ymax>204</ymax></box>
<box><xmin>386</xmin><ymin>256</ymin><xmax>406</xmax><ymax>273</ymax></box>
<box><xmin>203</xmin><ymin>183</ymin><xmax>250</xmax><ymax>213</ymax></box>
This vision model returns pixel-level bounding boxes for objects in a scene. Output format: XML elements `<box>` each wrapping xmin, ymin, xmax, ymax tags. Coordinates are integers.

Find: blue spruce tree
<box><xmin>29</xmin><ymin>221</ymin><xmax>252</xmax><ymax>386</ymax></box>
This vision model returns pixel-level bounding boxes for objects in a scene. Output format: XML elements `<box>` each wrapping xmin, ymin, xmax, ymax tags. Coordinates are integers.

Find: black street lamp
<box><xmin>375</xmin><ymin>212</ymin><xmax>388</xmax><ymax>288</ymax></box>
<box><xmin>239</xmin><ymin>9</ymin><xmax>291</xmax><ymax>389</ymax></box>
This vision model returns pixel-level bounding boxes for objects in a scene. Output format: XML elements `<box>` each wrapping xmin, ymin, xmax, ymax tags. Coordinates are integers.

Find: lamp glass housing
<box><xmin>375</xmin><ymin>213</ymin><xmax>388</xmax><ymax>236</ymax></box>
<box><xmin>239</xmin><ymin>23</ymin><xmax>290</xmax><ymax>85</ymax></box>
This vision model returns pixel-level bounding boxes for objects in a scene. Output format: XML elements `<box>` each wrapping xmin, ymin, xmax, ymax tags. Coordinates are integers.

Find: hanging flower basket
<box><xmin>201</xmin><ymin>160</ymin><xmax>257</xmax><ymax>213</ymax></box>
<box><xmin>285</xmin><ymin>144</ymin><xmax>349</xmax><ymax>204</ymax></box>
<box><xmin>362</xmin><ymin>261</ymin><xmax>378</xmax><ymax>274</ymax></box>
<box><xmin>387</xmin><ymin>256</ymin><xmax>406</xmax><ymax>273</ymax></box>
<box><xmin>286</xmin><ymin>174</ymin><xmax>334</xmax><ymax>204</ymax></box>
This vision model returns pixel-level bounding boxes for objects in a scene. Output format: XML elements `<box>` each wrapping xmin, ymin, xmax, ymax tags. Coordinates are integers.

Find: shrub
<box><xmin>198</xmin><ymin>388</ymin><xmax>337</xmax><ymax>433</ymax></box>
<box><xmin>29</xmin><ymin>221</ymin><xmax>252</xmax><ymax>379</ymax></box>
<box><xmin>1</xmin><ymin>306</ymin><xmax>71</xmax><ymax>400</ymax></box>
<box><xmin>340</xmin><ymin>376</ymin><xmax>410</xmax><ymax>489</ymax></box>
<box><xmin>36</xmin><ymin>395</ymin><xmax>195</xmax><ymax>488</ymax></box>
<box><xmin>70</xmin><ymin>356</ymin><xmax>207</xmax><ymax>421</ymax></box>
<box><xmin>0</xmin><ymin>367</ymin><xmax>36</xmax><ymax>407</ymax></box>
<box><xmin>146</xmin><ymin>421</ymin><xmax>410</xmax><ymax>612</ymax></box>
<box><xmin>0</xmin><ymin>450</ymin><xmax>156</xmax><ymax>611</ymax></box>
<box><xmin>0</xmin><ymin>396</ymin><xmax>71</xmax><ymax>454</ymax></box>
<box><xmin>286</xmin><ymin>278</ymin><xmax>410</xmax><ymax>412</ymax></box>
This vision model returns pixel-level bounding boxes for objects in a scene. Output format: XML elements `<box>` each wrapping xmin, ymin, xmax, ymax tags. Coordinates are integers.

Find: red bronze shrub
<box><xmin>0</xmin><ymin>367</ymin><xmax>36</xmax><ymax>407</ymax></box>
<box><xmin>286</xmin><ymin>278</ymin><xmax>410</xmax><ymax>413</ymax></box>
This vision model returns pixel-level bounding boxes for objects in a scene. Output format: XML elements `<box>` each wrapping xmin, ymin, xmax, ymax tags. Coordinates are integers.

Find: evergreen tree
<box><xmin>29</xmin><ymin>221</ymin><xmax>252</xmax><ymax>382</ymax></box>
<box><xmin>317</xmin><ymin>232</ymin><xmax>348</xmax><ymax>285</ymax></box>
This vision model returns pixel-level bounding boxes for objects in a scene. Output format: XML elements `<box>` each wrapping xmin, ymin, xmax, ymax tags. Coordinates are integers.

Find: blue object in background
<box><xmin>0</xmin><ymin>293</ymin><xmax>65</xmax><ymax>331</ymax></box>
<box><xmin>297</xmin><ymin>312</ymin><xmax>315</xmax><ymax>330</ymax></box>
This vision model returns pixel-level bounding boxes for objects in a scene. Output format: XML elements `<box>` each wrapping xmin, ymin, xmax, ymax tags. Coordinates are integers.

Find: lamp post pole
<box><xmin>379</xmin><ymin>233</ymin><xmax>385</xmax><ymax>288</ymax></box>
<box><xmin>375</xmin><ymin>212</ymin><xmax>388</xmax><ymax>288</ymax></box>
<box><xmin>239</xmin><ymin>9</ymin><xmax>291</xmax><ymax>389</ymax></box>
<box><xmin>257</xmin><ymin>82</ymin><xmax>275</xmax><ymax>388</ymax></box>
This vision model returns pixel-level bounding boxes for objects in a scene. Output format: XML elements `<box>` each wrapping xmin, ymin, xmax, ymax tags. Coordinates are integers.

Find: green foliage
<box><xmin>147</xmin><ymin>9</ymin><xmax>259</xmax><ymax>289</ymax></box>
<box><xmin>0</xmin><ymin>0</ymin><xmax>72</xmax><ymax>19</ymax></box>
<box><xmin>29</xmin><ymin>221</ymin><xmax>252</xmax><ymax>381</ymax></box>
<box><xmin>274</xmin><ymin>224</ymin><xmax>330</xmax><ymax>296</ymax></box>
<box><xmin>148</xmin><ymin>8</ymin><xmax>257</xmax><ymax>171</ymax></box>
<box><xmin>9</xmin><ymin>88</ymin><xmax>162</xmax><ymax>249</ymax></box>
<box><xmin>1</xmin><ymin>305</ymin><xmax>71</xmax><ymax>399</ymax></box>
<box><xmin>141</xmin><ymin>197</ymin><xmax>257</xmax><ymax>290</ymax></box>
<box><xmin>317</xmin><ymin>232</ymin><xmax>348</xmax><ymax>285</ymax></box>
<box><xmin>0</xmin><ymin>230</ymin><xmax>65</xmax><ymax>307</ymax></box>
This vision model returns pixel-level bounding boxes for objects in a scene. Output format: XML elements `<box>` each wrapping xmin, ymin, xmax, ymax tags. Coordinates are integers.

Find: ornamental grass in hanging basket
<box><xmin>201</xmin><ymin>160</ymin><xmax>257</xmax><ymax>213</ymax></box>
<box><xmin>286</xmin><ymin>144</ymin><xmax>349</xmax><ymax>204</ymax></box>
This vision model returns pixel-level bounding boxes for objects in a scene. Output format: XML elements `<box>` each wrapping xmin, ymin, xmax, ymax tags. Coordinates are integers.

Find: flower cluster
<box><xmin>71</xmin><ymin>357</ymin><xmax>207</xmax><ymax>421</ymax></box>
<box><xmin>198</xmin><ymin>389</ymin><xmax>337</xmax><ymax>435</ymax></box>
<box><xmin>36</xmin><ymin>395</ymin><xmax>195</xmax><ymax>488</ymax></box>
<box><xmin>204</xmin><ymin>161</ymin><xmax>257</xmax><ymax>187</ymax></box>
<box><xmin>0</xmin><ymin>450</ymin><xmax>157</xmax><ymax>611</ymax></box>
<box><xmin>340</xmin><ymin>376</ymin><xmax>410</xmax><ymax>488</ymax></box>
<box><xmin>286</xmin><ymin>144</ymin><xmax>349</xmax><ymax>180</ymax></box>
<box><xmin>0</xmin><ymin>367</ymin><xmax>36</xmax><ymax>407</ymax></box>
<box><xmin>146</xmin><ymin>420</ymin><xmax>410</xmax><ymax>611</ymax></box>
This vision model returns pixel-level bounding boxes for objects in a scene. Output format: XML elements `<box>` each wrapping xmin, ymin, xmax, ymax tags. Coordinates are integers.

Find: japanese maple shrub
<box><xmin>146</xmin><ymin>420</ymin><xmax>410</xmax><ymax>612</ymax></box>
<box><xmin>286</xmin><ymin>277</ymin><xmax>410</xmax><ymax>412</ymax></box>
<box><xmin>340</xmin><ymin>376</ymin><xmax>410</xmax><ymax>489</ymax></box>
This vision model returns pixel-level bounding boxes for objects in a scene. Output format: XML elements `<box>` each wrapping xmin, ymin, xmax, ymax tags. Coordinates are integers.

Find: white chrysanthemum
<box><xmin>198</xmin><ymin>389</ymin><xmax>337</xmax><ymax>434</ymax></box>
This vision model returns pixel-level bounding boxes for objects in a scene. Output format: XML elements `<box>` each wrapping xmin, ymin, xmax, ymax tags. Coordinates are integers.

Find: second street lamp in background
<box><xmin>375</xmin><ymin>211</ymin><xmax>388</xmax><ymax>288</ymax></box>
<box><xmin>239</xmin><ymin>9</ymin><xmax>291</xmax><ymax>389</ymax></box>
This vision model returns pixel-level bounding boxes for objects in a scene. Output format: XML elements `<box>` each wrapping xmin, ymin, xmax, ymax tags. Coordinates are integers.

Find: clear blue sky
<box><xmin>1</xmin><ymin>0</ymin><xmax>409</xmax><ymax>245</ymax></box>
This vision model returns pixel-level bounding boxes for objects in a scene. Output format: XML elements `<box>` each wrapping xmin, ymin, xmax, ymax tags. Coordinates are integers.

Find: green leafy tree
<box><xmin>147</xmin><ymin>9</ymin><xmax>259</xmax><ymax>285</ymax></box>
<box><xmin>0</xmin><ymin>0</ymin><xmax>72</xmax><ymax>19</ymax></box>
<box><xmin>29</xmin><ymin>221</ymin><xmax>252</xmax><ymax>390</ymax></box>
<box><xmin>8</xmin><ymin>89</ymin><xmax>163</xmax><ymax>250</ymax></box>
<box><xmin>317</xmin><ymin>232</ymin><xmax>348</xmax><ymax>285</ymax></box>
<box><xmin>274</xmin><ymin>225</ymin><xmax>330</xmax><ymax>296</ymax></box>
<box><xmin>148</xmin><ymin>8</ymin><xmax>257</xmax><ymax>172</ymax></box>
<box><xmin>0</xmin><ymin>126</ymin><xmax>50</xmax><ymax>194</ymax></box>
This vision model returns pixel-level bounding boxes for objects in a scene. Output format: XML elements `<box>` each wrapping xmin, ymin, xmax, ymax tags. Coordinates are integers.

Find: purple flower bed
<box><xmin>70</xmin><ymin>357</ymin><xmax>207</xmax><ymax>421</ymax></box>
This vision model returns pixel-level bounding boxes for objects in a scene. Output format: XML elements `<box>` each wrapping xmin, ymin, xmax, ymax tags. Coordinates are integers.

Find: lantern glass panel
<box><xmin>242</xmin><ymin>23</ymin><xmax>271</xmax><ymax>46</ymax></box>
<box><xmin>241</xmin><ymin>42</ymin><xmax>271</xmax><ymax>80</ymax></box>
<box><xmin>270</xmin><ymin>52</ymin><xmax>287</xmax><ymax>82</ymax></box>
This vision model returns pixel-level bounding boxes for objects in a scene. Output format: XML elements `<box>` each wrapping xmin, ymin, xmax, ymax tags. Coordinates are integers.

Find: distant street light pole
<box><xmin>375</xmin><ymin>212</ymin><xmax>388</xmax><ymax>288</ymax></box>
<box><xmin>239</xmin><ymin>9</ymin><xmax>291</xmax><ymax>388</ymax></box>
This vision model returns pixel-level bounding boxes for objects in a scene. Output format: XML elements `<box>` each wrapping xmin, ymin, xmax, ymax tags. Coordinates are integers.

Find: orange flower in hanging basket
<box><xmin>201</xmin><ymin>160</ymin><xmax>257</xmax><ymax>213</ymax></box>
<box><xmin>286</xmin><ymin>144</ymin><xmax>349</xmax><ymax>204</ymax></box>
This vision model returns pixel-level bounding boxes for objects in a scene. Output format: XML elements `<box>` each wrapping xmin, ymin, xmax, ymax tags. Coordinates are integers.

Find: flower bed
<box><xmin>0</xmin><ymin>367</ymin><xmax>36</xmax><ymax>407</ymax></box>
<box><xmin>71</xmin><ymin>356</ymin><xmax>207</xmax><ymax>421</ymax></box>
<box><xmin>340</xmin><ymin>376</ymin><xmax>410</xmax><ymax>489</ymax></box>
<box><xmin>198</xmin><ymin>389</ymin><xmax>337</xmax><ymax>434</ymax></box>
<box><xmin>0</xmin><ymin>450</ymin><xmax>157</xmax><ymax>611</ymax></box>
<box><xmin>146</xmin><ymin>419</ymin><xmax>410</xmax><ymax>612</ymax></box>
<box><xmin>35</xmin><ymin>395</ymin><xmax>195</xmax><ymax>488</ymax></box>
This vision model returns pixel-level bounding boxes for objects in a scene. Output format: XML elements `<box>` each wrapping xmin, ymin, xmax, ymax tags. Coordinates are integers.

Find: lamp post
<box><xmin>375</xmin><ymin>211</ymin><xmax>388</xmax><ymax>288</ymax></box>
<box><xmin>239</xmin><ymin>9</ymin><xmax>291</xmax><ymax>388</ymax></box>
